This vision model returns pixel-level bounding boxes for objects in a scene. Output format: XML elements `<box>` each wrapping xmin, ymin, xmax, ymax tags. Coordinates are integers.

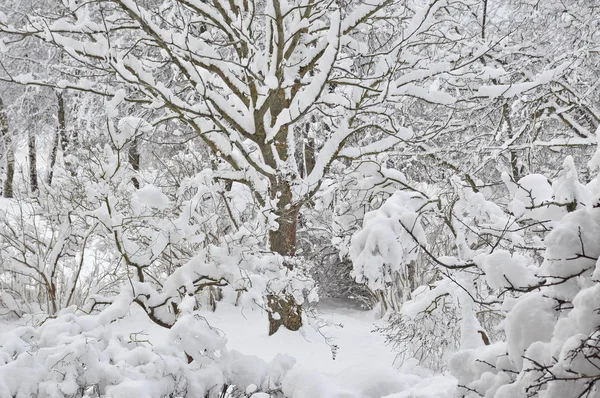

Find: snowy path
<box><xmin>196</xmin><ymin>300</ymin><xmax>456</xmax><ymax>397</ymax></box>
<box><xmin>201</xmin><ymin>299</ymin><xmax>395</xmax><ymax>374</ymax></box>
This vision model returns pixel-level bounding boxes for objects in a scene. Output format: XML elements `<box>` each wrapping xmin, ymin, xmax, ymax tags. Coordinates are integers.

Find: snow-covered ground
<box><xmin>116</xmin><ymin>298</ymin><xmax>456</xmax><ymax>397</ymax></box>
<box><xmin>0</xmin><ymin>298</ymin><xmax>456</xmax><ymax>397</ymax></box>
<box><xmin>202</xmin><ymin>299</ymin><xmax>394</xmax><ymax>373</ymax></box>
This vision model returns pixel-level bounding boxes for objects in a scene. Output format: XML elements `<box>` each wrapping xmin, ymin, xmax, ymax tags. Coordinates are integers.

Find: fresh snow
<box><xmin>145</xmin><ymin>299</ymin><xmax>456</xmax><ymax>398</ymax></box>
<box><xmin>0</xmin><ymin>299</ymin><xmax>456</xmax><ymax>397</ymax></box>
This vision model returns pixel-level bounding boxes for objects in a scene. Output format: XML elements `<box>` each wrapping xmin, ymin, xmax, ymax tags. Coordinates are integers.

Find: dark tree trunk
<box><xmin>267</xmin><ymin>177</ymin><xmax>302</xmax><ymax>335</ymax></box>
<box><xmin>1</xmin><ymin>143</ymin><xmax>11</xmax><ymax>198</ymax></box>
<box><xmin>260</xmin><ymin>87</ymin><xmax>304</xmax><ymax>335</ymax></box>
<box><xmin>267</xmin><ymin>294</ymin><xmax>302</xmax><ymax>335</ymax></box>
<box><xmin>48</xmin><ymin>91</ymin><xmax>66</xmax><ymax>186</ymax></box>
<box><xmin>56</xmin><ymin>92</ymin><xmax>77</xmax><ymax>176</ymax></box>
<box><xmin>47</xmin><ymin>131</ymin><xmax>60</xmax><ymax>186</ymax></box>
<box><xmin>29</xmin><ymin>130</ymin><xmax>38</xmax><ymax>193</ymax></box>
<box><xmin>48</xmin><ymin>282</ymin><xmax>58</xmax><ymax>315</ymax></box>
<box><xmin>269</xmin><ymin>179</ymin><xmax>298</xmax><ymax>257</ymax></box>
<box><xmin>128</xmin><ymin>136</ymin><xmax>140</xmax><ymax>189</ymax></box>
<box><xmin>502</xmin><ymin>102</ymin><xmax>520</xmax><ymax>180</ymax></box>
<box><xmin>303</xmin><ymin>120</ymin><xmax>316</xmax><ymax>178</ymax></box>
<box><xmin>58</xmin><ymin>92</ymin><xmax>68</xmax><ymax>152</ymax></box>
<box><xmin>0</xmin><ymin>98</ymin><xmax>14</xmax><ymax>198</ymax></box>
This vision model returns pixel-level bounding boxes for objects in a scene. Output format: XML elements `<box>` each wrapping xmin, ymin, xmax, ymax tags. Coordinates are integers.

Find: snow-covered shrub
<box><xmin>379</xmin><ymin>280</ymin><xmax>460</xmax><ymax>372</ymax></box>
<box><xmin>0</xmin><ymin>179</ymin><xmax>104</xmax><ymax>314</ymax></box>
<box><xmin>452</xmin><ymin>204</ymin><xmax>600</xmax><ymax>396</ymax></box>
<box><xmin>450</xmin><ymin>152</ymin><xmax>600</xmax><ymax>397</ymax></box>
<box><xmin>0</xmin><ymin>295</ymin><xmax>296</xmax><ymax>397</ymax></box>
<box><xmin>350</xmin><ymin>190</ymin><xmax>434</xmax><ymax>312</ymax></box>
<box><xmin>0</xmin><ymin>290</ymin><xmax>25</xmax><ymax>320</ymax></box>
<box><xmin>0</xmin><ymin>101</ymin><xmax>318</xmax><ymax>395</ymax></box>
<box><xmin>374</xmin><ymin>173</ymin><xmax>548</xmax><ymax>370</ymax></box>
<box><xmin>305</xmin><ymin>160</ymin><xmax>427</xmax><ymax>307</ymax></box>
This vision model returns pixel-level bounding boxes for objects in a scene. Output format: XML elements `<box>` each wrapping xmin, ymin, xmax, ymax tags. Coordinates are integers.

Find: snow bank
<box><xmin>282</xmin><ymin>364</ymin><xmax>455</xmax><ymax>398</ymax></box>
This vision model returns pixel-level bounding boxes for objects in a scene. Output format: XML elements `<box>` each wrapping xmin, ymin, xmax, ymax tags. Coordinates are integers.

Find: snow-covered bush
<box><xmin>0</xmin><ymin>175</ymin><xmax>107</xmax><ymax>315</ymax></box>
<box><xmin>0</xmin><ymin>102</ymin><xmax>319</xmax><ymax>394</ymax></box>
<box><xmin>306</xmin><ymin>160</ymin><xmax>428</xmax><ymax>307</ymax></box>
<box><xmin>0</xmin><ymin>295</ymin><xmax>296</xmax><ymax>397</ymax></box>
<box><xmin>379</xmin><ymin>280</ymin><xmax>461</xmax><ymax>372</ymax></box>
<box><xmin>370</xmin><ymin>170</ymin><xmax>555</xmax><ymax>371</ymax></box>
<box><xmin>349</xmin><ymin>188</ymin><xmax>436</xmax><ymax>312</ymax></box>
<box><xmin>451</xmin><ymin>198</ymin><xmax>600</xmax><ymax>396</ymax></box>
<box><xmin>448</xmin><ymin>151</ymin><xmax>600</xmax><ymax>396</ymax></box>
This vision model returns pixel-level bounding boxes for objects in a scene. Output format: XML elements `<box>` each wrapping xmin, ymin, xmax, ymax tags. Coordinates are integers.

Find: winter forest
<box><xmin>0</xmin><ymin>0</ymin><xmax>599</xmax><ymax>396</ymax></box>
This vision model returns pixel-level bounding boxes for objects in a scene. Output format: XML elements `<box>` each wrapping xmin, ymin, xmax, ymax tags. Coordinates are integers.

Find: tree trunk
<box><xmin>303</xmin><ymin>120</ymin><xmax>316</xmax><ymax>178</ymax></box>
<box><xmin>502</xmin><ymin>102</ymin><xmax>520</xmax><ymax>180</ymax></box>
<box><xmin>0</xmin><ymin>98</ymin><xmax>14</xmax><ymax>198</ymax></box>
<box><xmin>267</xmin><ymin>177</ymin><xmax>302</xmax><ymax>335</ymax></box>
<box><xmin>56</xmin><ymin>91</ymin><xmax>76</xmax><ymax>176</ymax></box>
<box><xmin>58</xmin><ymin>92</ymin><xmax>68</xmax><ymax>152</ymax></box>
<box><xmin>263</xmin><ymin>86</ymin><xmax>303</xmax><ymax>335</ymax></box>
<box><xmin>48</xmin><ymin>91</ymin><xmax>66</xmax><ymax>186</ymax></box>
<box><xmin>4</xmin><ymin>138</ymin><xmax>14</xmax><ymax>199</ymax></box>
<box><xmin>47</xmin><ymin>282</ymin><xmax>58</xmax><ymax>315</ymax></box>
<box><xmin>29</xmin><ymin>130</ymin><xmax>38</xmax><ymax>193</ymax></box>
<box><xmin>47</xmin><ymin>131</ymin><xmax>60</xmax><ymax>186</ymax></box>
<box><xmin>269</xmin><ymin>179</ymin><xmax>298</xmax><ymax>257</ymax></box>
<box><xmin>128</xmin><ymin>136</ymin><xmax>140</xmax><ymax>189</ymax></box>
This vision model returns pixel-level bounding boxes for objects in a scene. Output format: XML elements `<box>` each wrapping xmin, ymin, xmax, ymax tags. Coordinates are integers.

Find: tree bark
<box><xmin>303</xmin><ymin>119</ymin><xmax>316</xmax><ymax>178</ymax></box>
<box><xmin>0</xmin><ymin>98</ymin><xmax>14</xmax><ymax>198</ymax></box>
<box><xmin>29</xmin><ymin>130</ymin><xmax>38</xmax><ymax>192</ymax></box>
<box><xmin>56</xmin><ymin>91</ymin><xmax>76</xmax><ymax>176</ymax></box>
<box><xmin>58</xmin><ymin>92</ymin><xmax>68</xmax><ymax>152</ymax></box>
<box><xmin>48</xmin><ymin>91</ymin><xmax>66</xmax><ymax>186</ymax></box>
<box><xmin>47</xmin><ymin>131</ymin><xmax>60</xmax><ymax>186</ymax></box>
<box><xmin>269</xmin><ymin>178</ymin><xmax>298</xmax><ymax>257</ymax></box>
<box><xmin>502</xmin><ymin>102</ymin><xmax>520</xmax><ymax>180</ymax></box>
<box><xmin>128</xmin><ymin>136</ymin><xmax>140</xmax><ymax>189</ymax></box>
<box><xmin>267</xmin><ymin>177</ymin><xmax>302</xmax><ymax>335</ymax></box>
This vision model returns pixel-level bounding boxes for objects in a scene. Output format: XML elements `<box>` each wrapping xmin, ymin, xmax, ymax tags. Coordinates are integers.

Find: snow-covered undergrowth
<box><xmin>443</xmin><ymin>154</ymin><xmax>600</xmax><ymax>397</ymax></box>
<box><xmin>341</xmin><ymin>139</ymin><xmax>600</xmax><ymax>397</ymax></box>
<box><xmin>0</xmin><ymin>299</ymin><xmax>455</xmax><ymax>398</ymax></box>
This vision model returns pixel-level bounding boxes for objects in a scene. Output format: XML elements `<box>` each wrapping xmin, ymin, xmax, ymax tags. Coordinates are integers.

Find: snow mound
<box><xmin>282</xmin><ymin>364</ymin><xmax>456</xmax><ymax>398</ymax></box>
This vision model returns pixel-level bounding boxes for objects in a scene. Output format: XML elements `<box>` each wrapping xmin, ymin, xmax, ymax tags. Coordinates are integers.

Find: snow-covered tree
<box><xmin>0</xmin><ymin>0</ymin><xmax>483</xmax><ymax>333</ymax></box>
<box><xmin>1</xmin><ymin>0</ymin><xmax>599</xmax><ymax>396</ymax></box>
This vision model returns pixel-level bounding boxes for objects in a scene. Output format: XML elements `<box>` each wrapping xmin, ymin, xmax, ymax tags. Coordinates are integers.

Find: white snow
<box><xmin>0</xmin><ymin>299</ymin><xmax>457</xmax><ymax>398</ymax></box>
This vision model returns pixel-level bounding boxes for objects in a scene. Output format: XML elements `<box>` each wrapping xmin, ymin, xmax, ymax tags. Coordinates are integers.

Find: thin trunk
<box><xmin>503</xmin><ymin>103</ymin><xmax>520</xmax><ymax>180</ymax></box>
<box><xmin>58</xmin><ymin>92</ymin><xmax>68</xmax><ymax>152</ymax></box>
<box><xmin>128</xmin><ymin>136</ymin><xmax>140</xmax><ymax>189</ymax></box>
<box><xmin>57</xmin><ymin>92</ymin><xmax>76</xmax><ymax>175</ymax></box>
<box><xmin>0</xmin><ymin>98</ymin><xmax>14</xmax><ymax>198</ymax></box>
<box><xmin>481</xmin><ymin>0</ymin><xmax>488</xmax><ymax>40</ymax></box>
<box><xmin>478</xmin><ymin>330</ymin><xmax>491</xmax><ymax>345</ymax></box>
<box><xmin>47</xmin><ymin>131</ymin><xmax>60</xmax><ymax>186</ymax></box>
<box><xmin>48</xmin><ymin>91</ymin><xmax>66</xmax><ymax>185</ymax></box>
<box><xmin>29</xmin><ymin>130</ymin><xmax>38</xmax><ymax>192</ymax></box>
<box><xmin>48</xmin><ymin>283</ymin><xmax>58</xmax><ymax>315</ymax></box>
<box><xmin>5</xmin><ymin>137</ymin><xmax>15</xmax><ymax>198</ymax></box>
<box><xmin>303</xmin><ymin>120</ymin><xmax>316</xmax><ymax>177</ymax></box>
